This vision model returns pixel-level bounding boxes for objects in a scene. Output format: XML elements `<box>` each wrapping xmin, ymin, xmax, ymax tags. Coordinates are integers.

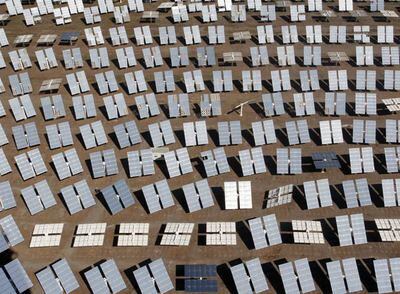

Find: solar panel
<box><xmin>276</xmin><ymin>148</ymin><xmax>302</xmax><ymax>174</ymax></box>
<box><xmin>63</xmin><ymin>48</ymin><xmax>83</xmax><ymax>69</ymax></box>
<box><xmin>384</xmin><ymin>70</ymin><xmax>400</xmax><ymax>90</ymax></box>
<box><xmin>286</xmin><ymin>119</ymin><xmax>310</xmax><ymax>145</ymax></box>
<box><xmin>248</xmin><ymin>214</ymin><xmax>281</xmax><ymax>250</ymax></box>
<box><xmin>52</xmin><ymin>148</ymin><xmax>83</xmax><ymax>180</ymax></box>
<box><xmin>60</xmin><ymin>180</ymin><xmax>95</xmax><ymax>215</ymax></box>
<box><xmin>265</xmin><ymin>184</ymin><xmax>293</xmax><ymax>208</ymax></box>
<box><xmin>385</xmin><ymin>147</ymin><xmax>400</xmax><ymax>173</ymax></box>
<box><xmin>85</xmin><ymin>260</ymin><xmax>126</xmax><ymax>293</ymax></box>
<box><xmin>205</xmin><ymin>221</ymin><xmax>236</xmax><ymax>245</ymax></box>
<box><xmin>125</xmin><ymin>70</ymin><xmax>147</xmax><ymax>94</ymax></box>
<box><xmin>184</xmin><ymin>277</ymin><xmax>217</xmax><ymax>292</ymax></box>
<box><xmin>101</xmin><ymin>259</ymin><xmax>127</xmax><ymax>293</ymax></box>
<box><xmin>4</xmin><ymin>259</ymin><xmax>33</xmax><ymax>293</ymax></box>
<box><xmin>303</xmin><ymin>178</ymin><xmax>332</xmax><ymax>209</ymax></box>
<box><xmin>231</xmin><ymin>258</ymin><xmax>268</xmax><ymax>294</ymax></box>
<box><xmin>217</xmin><ymin>121</ymin><xmax>242</xmax><ymax>145</ymax></box>
<box><xmin>90</xmin><ymin>149</ymin><xmax>118</xmax><ymax>178</ymax></box>
<box><xmin>73</xmin><ymin>223</ymin><xmax>106</xmax><ymax>247</ymax></box>
<box><xmin>183</xmin><ymin>179</ymin><xmax>214</xmax><ymax>213</ymax></box>
<box><xmin>12</xmin><ymin>122</ymin><xmax>40</xmax><ymax>150</ymax></box>
<box><xmin>293</xmin><ymin>93</ymin><xmax>315</xmax><ymax>116</ymax></box>
<box><xmin>382</xmin><ymin>178</ymin><xmax>400</xmax><ymax>207</ymax></box>
<box><xmin>30</xmin><ymin>223</ymin><xmax>63</xmax><ymax>248</ymax></box>
<box><xmin>231</xmin><ymin>263</ymin><xmax>253</xmax><ymax>293</ymax></box>
<box><xmin>262</xmin><ymin>93</ymin><xmax>284</xmax><ymax>116</ymax></box>
<box><xmin>312</xmin><ymin>152</ymin><xmax>341</xmax><ymax>170</ymax></box>
<box><xmin>342</xmin><ymin>178</ymin><xmax>371</xmax><ymax>208</ymax></box>
<box><xmin>183</xmin><ymin>121</ymin><xmax>208</xmax><ymax>146</ymax></box>
<box><xmin>277</xmin><ymin>46</ymin><xmax>294</xmax><ymax>66</ymax></box>
<box><xmin>154</xmin><ymin>70</ymin><xmax>175</xmax><ymax>93</ymax></box>
<box><xmin>355</xmin><ymin>93</ymin><xmax>377</xmax><ymax>115</ymax></box>
<box><xmin>15</xmin><ymin>148</ymin><xmax>47</xmax><ymax>180</ymax></box>
<box><xmin>327</xmin><ymin>258</ymin><xmax>362</xmax><ymax>294</ymax></box>
<box><xmin>349</xmin><ymin>147</ymin><xmax>375</xmax><ymax>174</ymax></box>
<box><xmin>250</xmin><ymin>46</ymin><xmax>269</xmax><ymax>67</ymax></box>
<box><xmin>36</xmin><ymin>267</ymin><xmax>61</xmax><ymax>294</ymax></box>
<box><xmin>9</xmin><ymin>48</ymin><xmax>32</xmax><ymax>71</ymax></box>
<box><xmin>46</xmin><ymin>122</ymin><xmax>73</xmax><ymax>149</ymax></box>
<box><xmin>116</xmin><ymin>223</ymin><xmax>149</xmax><ymax>247</ymax></box>
<box><xmin>103</xmin><ymin>93</ymin><xmax>128</xmax><ymax>120</ymax></box>
<box><xmin>239</xmin><ymin>147</ymin><xmax>266</xmax><ymax>176</ymax></box>
<box><xmin>21</xmin><ymin>180</ymin><xmax>56</xmax><ymax>215</ymax></box>
<box><xmin>224</xmin><ymin>181</ymin><xmax>252</xmax><ymax>209</ymax></box>
<box><xmin>375</xmin><ymin>218</ymin><xmax>400</xmax><ymax>242</ymax></box>
<box><xmin>9</xmin><ymin>95</ymin><xmax>36</xmax><ymax>121</ymax></box>
<box><xmin>142</xmin><ymin>179</ymin><xmax>174</xmax><ymax>214</ymax></box>
<box><xmin>160</xmin><ymin>223</ymin><xmax>194</xmax><ymax>246</ymax></box>
<box><xmin>36</xmin><ymin>47</ymin><xmax>58</xmax><ymax>70</ymax></box>
<box><xmin>168</xmin><ymin>94</ymin><xmax>190</xmax><ymax>118</ymax></box>
<box><xmin>113</xmin><ymin>120</ymin><xmax>141</xmax><ymax>149</ymax></box>
<box><xmin>101</xmin><ymin>179</ymin><xmax>135</xmax><ymax>215</ymax></box>
<box><xmin>163</xmin><ymin>151</ymin><xmax>179</xmax><ymax>178</ymax></box>
<box><xmin>128</xmin><ymin>149</ymin><xmax>155</xmax><ymax>177</ymax></box>
<box><xmin>136</xmin><ymin>93</ymin><xmax>160</xmax><ymax>119</ymax></box>
<box><xmin>79</xmin><ymin>120</ymin><xmax>108</xmax><ymax>149</ymax></box>
<box><xmin>280</xmin><ymin>258</ymin><xmax>315</xmax><ymax>294</ymax></box>
<box><xmin>200</xmin><ymin>94</ymin><xmax>221</xmax><ymax>117</ymax></box>
<box><xmin>320</xmin><ymin>120</ymin><xmax>344</xmax><ymax>145</ymax></box>
<box><xmin>165</xmin><ymin>147</ymin><xmax>192</xmax><ymax>178</ymax></box>
<box><xmin>0</xmin><ymin>148</ymin><xmax>11</xmax><ymax>177</ymax></box>
<box><xmin>66</xmin><ymin>70</ymin><xmax>90</xmax><ymax>95</ymax></box>
<box><xmin>386</xmin><ymin>119</ymin><xmax>400</xmax><ymax>143</ymax></box>
<box><xmin>0</xmin><ymin>181</ymin><xmax>15</xmax><ymax>212</ymax></box>
<box><xmin>72</xmin><ymin>94</ymin><xmax>96</xmax><ymax>120</ymax></box>
<box><xmin>133</xmin><ymin>265</ymin><xmax>157</xmax><ymax>293</ymax></box>
<box><xmin>200</xmin><ymin>147</ymin><xmax>229</xmax><ymax>177</ymax></box>
<box><xmin>0</xmin><ymin>28</ymin><xmax>9</xmax><ymax>47</ymax></box>
<box><xmin>149</xmin><ymin>120</ymin><xmax>175</xmax><ymax>147</ymax></box>
<box><xmin>52</xmin><ymin>259</ymin><xmax>79</xmax><ymax>293</ymax></box>
<box><xmin>251</xmin><ymin>120</ymin><xmax>276</xmax><ymax>146</ymax></box>
<box><xmin>0</xmin><ymin>215</ymin><xmax>24</xmax><ymax>252</ymax></box>
<box><xmin>184</xmin><ymin>264</ymin><xmax>217</xmax><ymax>279</ymax></box>
<box><xmin>292</xmin><ymin>220</ymin><xmax>324</xmax><ymax>244</ymax></box>
<box><xmin>374</xmin><ymin>258</ymin><xmax>400</xmax><ymax>293</ymax></box>
<box><xmin>41</xmin><ymin>95</ymin><xmax>66</xmax><ymax>121</ymax></box>
<box><xmin>336</xmin><ymin>213</ymin><xmax>367</xmax><ymax>246</ymax></box>
<box><xmin>149</xmin><ymin>259</ymin><xmax>174</xmax><ymax>293</ymax></box>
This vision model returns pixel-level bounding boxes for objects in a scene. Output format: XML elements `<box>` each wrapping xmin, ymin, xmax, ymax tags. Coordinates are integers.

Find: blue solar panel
<box><xmin>312</xmin><ymin>152</ymin><xmax>341</xmax><ymax>169</ymax></box>
<box><xmin>60</xmin><ymin>32</ymin><xmax>79</xmax><ymax>43</ymax></box>
<box><xmin>184</xmin><ymin>265</ymin><xmax>217</xmax><ymax>277</ymax></box>
<box><xmin>184</xmin><ymin>279</ymin><xmax>218</xmax><ymax>292</ymax></box>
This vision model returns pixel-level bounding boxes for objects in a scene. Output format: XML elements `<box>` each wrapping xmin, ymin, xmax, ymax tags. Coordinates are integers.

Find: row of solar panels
<box><xmin>1</xmin><ymin>253</ymin><xmax>400</xmax><ymax>293</ymax></box>
<box><xmin>2</xmin><ymin>94</ymin><xmax>394</xmax><ymax>142</ymax></box>
<box><xmin>0</xmin><ymin>162</ymin><xmax>399</xmax><ymax>212</ymax></box>
<box><xmin>6</xmin><ymin>70</ymin><xmax>394</xmax><ymax>100</ymax></box>
<box><xmin>0</xmin><ymin>119</ymin><xmax>399</xmax><ymax>172</ymax></box>
<box><xmin>18</xmin><ymin>3</ymin><xmax>399</xmax><ymax>28</ymax></box>
<box><xmin>2</xmin><ymin>16</ymin><xmax>398</xmax><ymax>49</ymax></box>
<box><xmin>1</xmin><ymin>118</ymin><xmax>399</xmax><ymax>170</ymax></box>
<box><xmin>1</xmin><ymin>213</ymin><xmax>399</xmax><ymax>255</ymax></box>
<box><xmin>63</xmin><ymin>24</ymin><xmax>400</xmax><ymax>46</ymax></box>
<box><xmin>2</xmin><ymin>0</ymin><xmax>388</xmax><ymax>17</ymax></box>
<box><xmin>3</xmin><ymin>34</ymin><xmax>399</xmax><ymax>73</ymax></box>
<box><xmin>0</xmin><ymin>257</ymin><xmax>173</xmax><ymax>294</ymax></box>
<box><xmin>3</xmin><ymin>90</ymin><xmax>391</xmax><ymax>130</ymax></box>
<box><xmin>7</xmin><ymin>116</ymin><xmax>394</xmax><ymax>151</ymax></box>
<box><xmin>3</xmin><ymin>141</ymin><xmax>400</xmax><ymax>209</ymax></box>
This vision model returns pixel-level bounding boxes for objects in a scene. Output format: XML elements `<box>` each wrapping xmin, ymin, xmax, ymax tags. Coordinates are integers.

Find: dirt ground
<box><xmin>0</xmin><ymin>0</ymin><xmax>400</xmax><ymax>293</ymax></box>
